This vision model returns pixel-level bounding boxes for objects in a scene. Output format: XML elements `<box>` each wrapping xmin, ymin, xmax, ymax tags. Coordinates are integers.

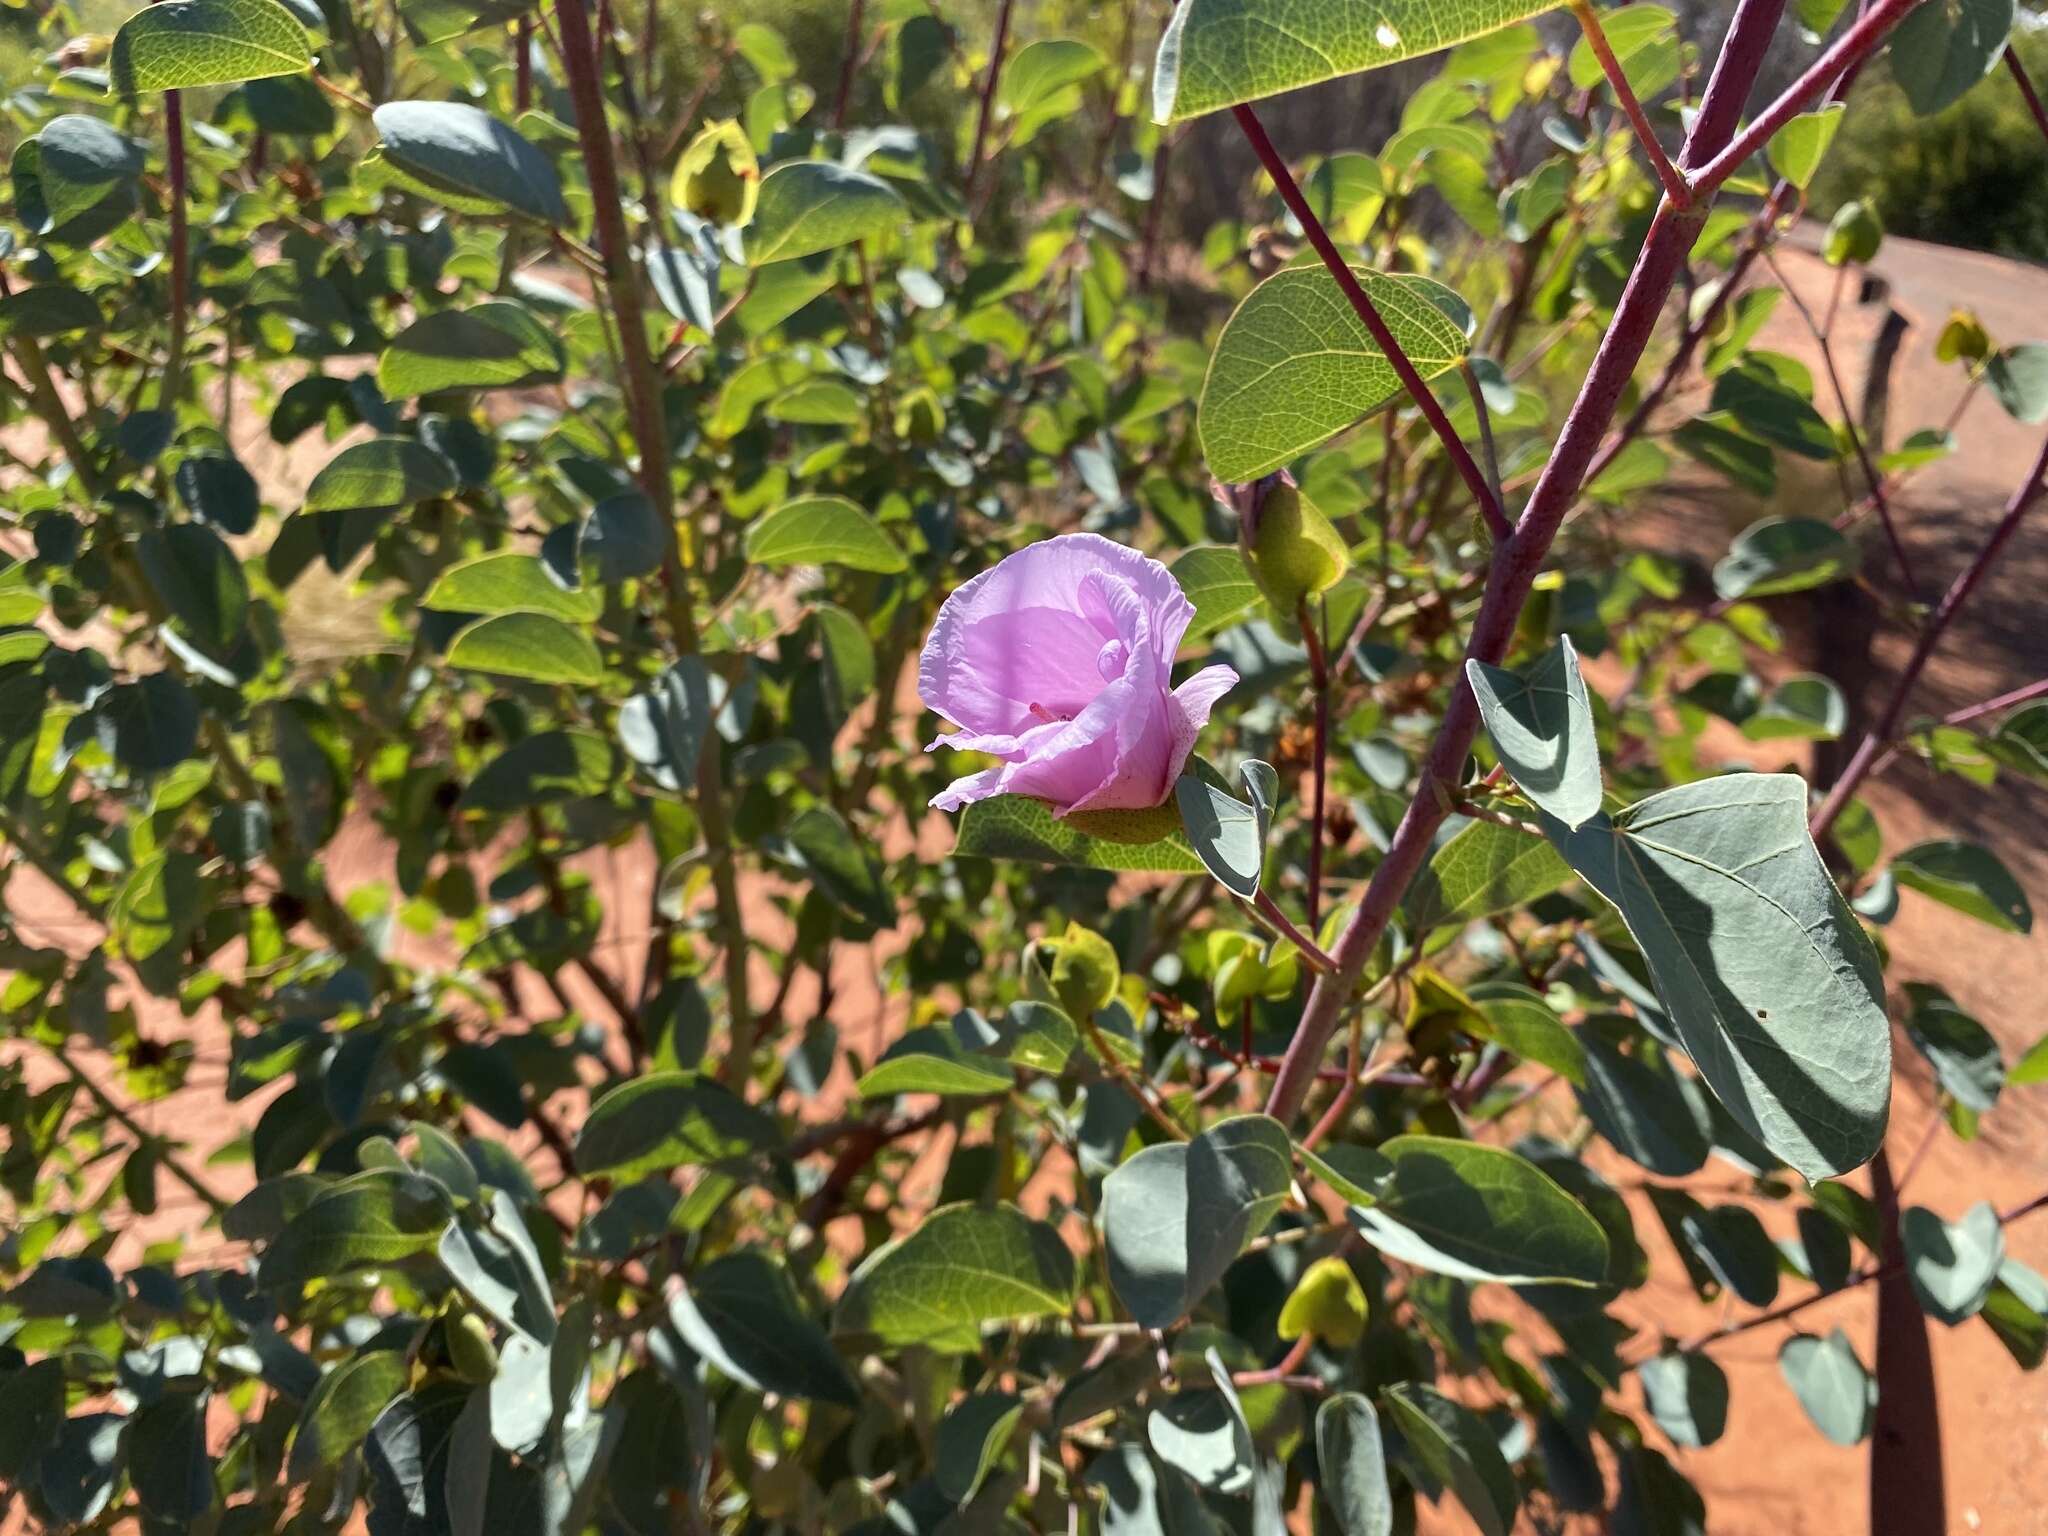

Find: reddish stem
<box><xmin>1299</xmin><ymin>602</ymin><xmax>1330</xmax><ymax>932</ymax></box>
<box><xmin>1686</xmin><ymin>0</ymin><xmax>1921</xmax><ymax>199</ymax></box>
<box><xmin>961</xmin><ymin>0</ymin><xmax>1015</xmax><ymax>214</ymax></box>
<box><xmin>1942</xmin><ymin>675</ymin><xmax>2048</xmax><ymax>727</ymax></box>
<box><xmin>1572</xmin><ymin>0</ymin><xmax>1690</xmax><ymax>205</ymax></box>
<box><xmin>2007</xmin><ymin>46</ymin><xmax>2048</xmax><ymax>141</ymax></box>
<box><xmin>162</xmin><ymin>85</ymin><xmax>189</xmax><ymax>409</ymax></box>
<box><xmin>1262</xmin><ymin>0</ymin><xmax>1792</xmax><ymax>1127</ymax></box>
<box><xmin>1229</xmin><ymin>104</ymin><xmax>1506</xmax><ymax>532</ymax></box>
<box><xmin>1810</xmin><ymin>432</ymin><xmax>2048</xmax><ymax>839</ymax></box>
<box><xmin>832</xmin><ymin>0</ymin><xmax>865</xmax><ymax>130</ymax></box>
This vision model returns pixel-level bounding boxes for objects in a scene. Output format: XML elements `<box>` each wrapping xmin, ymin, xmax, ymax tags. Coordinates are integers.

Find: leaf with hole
<box><xmin>1153</xmin><ymin>0</ymin><xmax>1568</xmax><ymax>121</ymax></box>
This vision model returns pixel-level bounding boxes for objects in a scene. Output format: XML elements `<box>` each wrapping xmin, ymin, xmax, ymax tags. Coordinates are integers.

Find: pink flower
<box><xmin>920</xmin><ymin>533</ymin><xmax>1239</xmax><ymax>816</ymax></box>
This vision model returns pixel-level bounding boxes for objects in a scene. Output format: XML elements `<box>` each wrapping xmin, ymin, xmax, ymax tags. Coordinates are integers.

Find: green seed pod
<box><xmin>1225</xmin><ymin>472</ymin><xmax>1350</xmax><ymax>614</ymax></box>
<box><xmin>446</xmin><ymin>1311</ymin><xmax>498</xmax><ymax>1384</ymax></box>
<box><xmin>1023</xmin><ymin>921</ymin><xmax>1120</xmax><ymax>1023</ymax></box>
<box><xmin>671</xmin><ymin>120</ymin><xmax>759</xmax><ymax>229</ymax></box>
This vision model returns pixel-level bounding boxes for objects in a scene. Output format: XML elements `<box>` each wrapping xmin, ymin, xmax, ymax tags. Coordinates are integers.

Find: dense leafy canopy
<box><xmin>1</xmin><ymin>0</ymin><xmax>2044</xmax><ymax>1533</ymax></box>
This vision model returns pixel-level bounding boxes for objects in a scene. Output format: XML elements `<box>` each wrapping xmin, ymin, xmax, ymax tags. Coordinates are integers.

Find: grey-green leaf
<box><xmin>1345</xmin><ymin>1134</ymin><xmax>1607</xmax><ymax>1286</ymax></box>
<box><xmin>745</xmin><ymin>161</ymin><xmax>904</xmax><ymax>265</ymax></box>
<box><xmin>1888</xmin><ymin>0</ymin><xmax>2013</xmax><ymax>116</ymax></box>
<box><xmin>1199</xmin><ymin>265</ymin><xmax>1471</xmax><ymax>482</ymax></box>
<box><xmin>1174</xmin><ymin>760</ymin><xmax>1275</xmax><ymax>899</ymax></box>
<box><xmin>258</xmin><ymin>1170</ymin><xmax>454</xmax><ymax>1295</ymax></box>
<box><xmin>1153</xmin><ymin>0</ymin><xmax>1567</xmax><ymax>122</ymax></box>
<box><xmin>666</xmin><ymin>1249</ymin><xmax>860</xmax><ymax>1405</ymax></box>
<box><xmin>111</xmin><ymin>0</ymin><xmax>313</xmax><ymax>93</ymax></box>
<box><xmin>1101</xmin><ymin>1114</ymin><xmax>1291</xmax><ymax>1329</ymax></box>
<box><xmin>1778</xmin><ymin>1328</ymin><xmax>1874</xmax><ymax>1445</ymax></box>
<box><xmin>1890</xmin><ymin>838</ymin><xmax>2033</xmax><ymax>933</ymax></box>
<box><xmin>834</xmin><ymin>1202</ymin><xmax>1076</xmax><ymax>1351</ymax></box>
<box><xmin>1713</xmin><ymin>516</ymin><xmax>1859</xmax><ymax>598</ymax></box>
<box><xmin>289</xmin><ymin>1351</ymin><xmax>410</xmax><ymax>1479</ymax></box>
<box><xmin>1636</xmin><ymin>1351</ymin><xmax>1729</xmax><ymax>1449</ymax></box>
<box><xmin>1404</xmin><ymin>818</ymin><xmax>1573</xmax><ymax>933</ymax></box>
<box><xmin>1542</xmin><ymin>773</ymin><xmax>1892</xmax><ymax>1180</ymax></box>
<box><xmin>936</xmin><ymin>1392</ymin><xmax>1026</xmax><ymax>1503</ymax></box>
<box><xmin>1316</xmin><ymin>1393</ymin><xmax>1393</xmax><ymax>1536</ymax></box>
<box><xmin>1380</xmin><ymin>1382</ymin><xmax>1519</xmax><ymax>1536</ymax></box>
<box><xmin>373</xmin><ymin>101</ymin><xmax>569</xmax><ymax>224</ymax></box>
<box><xmin>1467</xmin><ymin>637</ymin><xmax>1602</xmax><ymax>829</ymax></box>
<box><xmin>574</xmin><ymin>1073</ymin><xmax>778</xmax><ymax>1182</ymax></box>
<box><xmin>1903</xmin><ymin>1201</ymin><xmax>2005</xmax><ymax>1325</ymax></box>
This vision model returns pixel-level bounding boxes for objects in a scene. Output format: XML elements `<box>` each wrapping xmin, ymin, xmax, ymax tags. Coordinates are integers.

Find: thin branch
<box><xmin>1299</xmin><ymin>600</ymin><xmax>1332</xmax><ymax>930</ymax></box>
<box><xmin>160</xmin><ymin>82</ymin><xmax>190</xmax><ymax>410</ymax></box>
<box><xmin>1942</xmin><ymin>676</ymin><xmax>2048</xmax><ymax>728</ymax></box>
<box><xmin>960</xmin><ymin>0</ymin><xmax>1015</xmax><ymax>215</ymax></box>
<box><xmin>1458</xmin><ymin>359</ymin><xmax>1510</xmax><ymax>539</ymax></box>
<box><xmin>832</xmin><ymin>0</ymin><xmax>865</xmax><ymax>130</ymax></box>
<box><xmin>1246</xmin><ymin>888</ymin><xmax>1336</xmax><ymax>973</ymax></box>
<box><xmin>1812</xmin><ymin>430</ymin><xmax>2048</xmax><ymax>839</ymax></box>
<box><xmin>1760</xmin><ymin>247</ymin><xmax>1919</xmax><ymax>600</ymax></box>
<box><xmin>1262</xmin><ymin>0</ymin><xmax>1793</xmax><ymax>1127</ymax></box>
<box><xmin>2006</xmin><ymin>45</ymin><xmax>2048</xmax><ymax>142</ymax></box>
<box><xmin>1228</xmin><ymin>104</ymin><xmax>1507</xmax><ymax>532</ymax></box>
<box><xmin>1571</xmin><ymin>0</ymin><xmax>1690</xmax><ymax>205</ymax></box>
<box><xmin>1686</xmin><ymin>0</ymin><xmax>1921</xmax><ymax>200</ymax></box>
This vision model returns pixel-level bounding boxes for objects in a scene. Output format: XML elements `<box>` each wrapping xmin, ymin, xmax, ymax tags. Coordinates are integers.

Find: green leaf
<box><xmin>856</xmin><ymin>1022</ymin><xmax>1016</xmax><ymax>1098</ymax></box>
<box><xmin>289</xmin><ymin>1351</ymin><xmax>410</xmax><ymax>1479</ymax></box>
<box><xmin>1888</xmin><ymin>0</ymin><xmax>2013</xmax><ymax>116</ymax></box>
<box><xmin>1743</xmin><ymin>673</ymin><xmax>1846</xmax><ymax>741</ymax></box>
<box><xmin>1637</xmin><ymin>1351</ymin><xmax>1728</xmax><ymax>1449</ymax></box>
<box><xmin>1345</xmin><ymin>1134</ymin><xmax>1607</xmax><ymax>1286</ymax></box>
<box><xmin>1711</xmin><ymin>358</ymin><xmax>1839</xmax><ymax>460</ymax></box>
<box><xmin>666</xmin><ymin>1249</ymin><xmax>860</xmax><ymax>1405</ymax></box>
<box><xmin>1148</xmin><ymin>1382</ymin><xmax>1254</xmax><ymax>1496</ymax></box>
<box><xmin>618</xmin><ymin>657</ymin><xmax>713</xmax><ymax>792</ymax></box>
<box><xmin>1824</xmin><ymin>199</ymin><xmax>1883</xmax><ymax>266</ymax></box>
<box><xmin>744</xmin><ymin>494</ymin><xmax>906</xmax><ymax>572</ymax></box>
<box><xmin>1174</xmin><ymin>760</ymin><xmax>1276</xmax><ymax>899</ymax></box>
<box><xmin>259</xmin><ymin>1170</ymin><xmax>454</xmax><ymax>1295</ymax></box>
<box><xmin>175</xmin><ymin>451</ymin><xmax>260</xmax><ymax>534</ymax></box>
<box><xmin>127</xmin><ymin>1397</ymin><xmax>213</xmax><ymax>1522</ymax></box>
<box><xmin>1778</xmin><ymin>1328</ymin><xmax>1873</xmax><ymax>1445</ymax></box>
<box><xmin>952</xmin><ymin>794</ymin><xmax>1206</xmax><ymax>874</ymax></box>
<box><xmin>424</xmin><ymin>553</ymin><xmax>599</xmax><ymax>623</ymax></box>
<box><xmin>1675</xmin><ymin>412</ymin><xmax>1777</xmax><ymax>496</ymax></box>
<box><xmin>372</xmin><ymin>101</ymin><xmax>569</xmax><ymax>224</ymax></box>
<box><xmin>1467</xmin><ymin>637</ymin><xmax>1602</xmax><ymax>829</ymax></box>
<box><xmin>446</xmin><ymin>613</ymin><xmax>604</xmax><ymax>685</ymax></box>
<box><xmin>1891</xmin><ymin>838</ymin><xmax>2033</xmax><ymax>933</ymax></box>
<box><xmin>1277</xmin><ymin>1254</ymin><xmax>1369</xmax><ymax>1346</ymax></box>
<box><xmin>95</xmin><ymin>674</ymin><xmax>200</xmax><ymax>773</ymax></box>
<box><xmin>1713</xmin><ymin>516</ymin><xmax>1858</xmax><ymax>599</ymax></box>
<box><xmin>35</xmin><ymin>117</ymin><xmax>145</xmax><ymax>230</ymax></box>
<box><xmin>1101</xmin><ymin>1114</ymin><xmax>1291</xmax><ymax>1329</ymax></box>
<box><xmin>305</xmin><ymin>437</ymin><xmax>457</xmax><ymax>512</ymax></box>
<box><xmin>1316</xmin><ymin>1393</ymin><xmax>1393</xmax><ymax>1536</ymax></box>
<box><xmin>136</xmin><ymin>522</ymin><xmax>249</xmax><ymax>655</ymax></box>
<box><xmin>835</xmin><ymin>1202</ymin><xmax>1076</xmax><ymax>1351</ymax></box>
<box><xmin>1405</xmin><ymin>818</ymin><xmax>1572</xmax><ymax>933</ymax></box>
<box><xmin>1904</xmin><ymin>1201</ymin><xmax>2005</xmax><ymax>1325</ymax></box>
<box><xmin>1299</xmin><ymin>1142</ymin><xmax>1394</xmax><ymax>1207</ymax></box>
<box><xmin>378</xmin><ymin>303</ymin><xmax>566</xmax><ymax>396</ymax></box>
<box><xmin>575</xmin><ymin>1073</ymin><xmax>778</xmax><ymax>1182</ymax></box>
<box><xmin>999</xmin><ymin>38</ymin><xmax>1103</xmax><ymax>115</ymax></box>
<box><xmin>1198</xmin><ymin>265</ymin><xmax>1470</xmax><ymax>482</ymax></box>
<box><xmin>1153</xmin><ymin>0</ymin><xmax>1566</xmax><ymax>122</ymax></box>
<box><xmin>460</xmin><ymin>730</ymin><xmax>613</xmax><ymax>812</ymax></box>
<box><xmin>1543</xmin><ymin>774</ymin><xmax>1891</xmax><ymax>1179</ymax></box>
<box><xmin>1380</xmin><ymin>1382</ymin><xmax>1519</xmax><ymax>1536</ymax></box>
<box><xmin>111</xmin><ymin>0</ymin><xmax>312</xmax><ymax>93</ymax></box>
<box><xmin>1987</xmin><ymin>343</ymin><xmax>2048</xmax><ymax>424</ymax></box>
<box><xmin>2011</xmin><ymin>1029</ymin><xmax>2048</xmax><ymax>1087</ymax></box>
<box><xmin>1467</xmin><ymin>981</ymin><xmax>1587</xmax><ymax>1085</ymax></box>
<box><xmin>1982</xmin><ymin>1262</ymin><xmax>2048</xmax><ymax>1369</ymax></box>
<box><xmin>1987</xmin><ymin>702</ymin><xmax>2048</xmax><ymax>781</ymax></box>
<box><xmin>1170</xmin><ymin>544</ymin><xmax>1261</xmax><ymax>640</ymax></box>
<box><xmin>745</xmin><ymin>161</ymin><xmax>904</xmax><ymax>265</ymax></box>
<box><xmin>936</xmin><ymin>1392</ymin><xmax>1026</xmax><ymax>1503</ymax></box>
<box><xmin>785</xmin><ymin>804</ymin><xmax>896</xmax><ymax>929</ymax></box>
<box><xmin>0</xmin><ymin>285</ymin><xmax>102</xmax><ymax>339</ymax></box>
<box><xmin>1766</xmin><ymin>102</ymin><xmax>1846</xmax><ymax>190</ymax></box>
<box><xmin>1904</xmin><ymin>982</ymin><xmax>2004</xmax><ymax>1111</ymax></box>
